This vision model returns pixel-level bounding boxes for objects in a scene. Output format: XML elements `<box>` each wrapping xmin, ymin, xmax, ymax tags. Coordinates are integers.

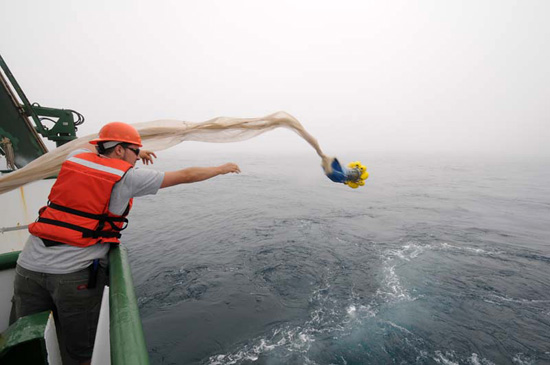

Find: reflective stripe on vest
<box><xmin>68</xmin><ymin>156</ymin><xmax>126</xmax><ymax>177</ymax></box>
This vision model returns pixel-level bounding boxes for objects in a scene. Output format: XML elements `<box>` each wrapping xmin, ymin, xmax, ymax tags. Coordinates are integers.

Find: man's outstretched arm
<box><xmin>160</xmin><ymin>163</ymin><xmax>240</xmax><ymax>188</ymax></box>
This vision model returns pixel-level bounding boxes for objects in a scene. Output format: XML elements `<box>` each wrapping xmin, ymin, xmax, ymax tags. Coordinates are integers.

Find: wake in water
<box><xmin>204</xmin><ymin>240</ymin><xmax>548</xmax><ymax>365</ymax></box>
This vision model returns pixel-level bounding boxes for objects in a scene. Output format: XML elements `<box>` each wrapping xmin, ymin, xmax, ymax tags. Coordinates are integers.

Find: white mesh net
<box><xmin>0</xmin><ymin>111</ymin><xmax>333</xmax><ymax>195</ymax></box>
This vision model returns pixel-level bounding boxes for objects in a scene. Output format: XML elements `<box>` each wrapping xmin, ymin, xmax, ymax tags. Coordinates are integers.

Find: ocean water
<box><xmin>122</xmin><ymin>150</ymin><xmax>550</xmax><ymax>365</ymax></box>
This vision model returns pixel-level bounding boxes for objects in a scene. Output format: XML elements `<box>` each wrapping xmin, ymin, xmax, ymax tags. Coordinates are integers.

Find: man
<box><xmin>13</xmin><ymin>121</ymin><xmax>240</xmax><ymax>364</ymax></box>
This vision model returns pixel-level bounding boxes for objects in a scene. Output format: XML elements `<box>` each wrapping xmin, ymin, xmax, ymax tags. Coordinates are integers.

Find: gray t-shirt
<box><xmin>17</xmin><ymin>149</ymin><xmax>164</xmax><ymax>274</ymax></box>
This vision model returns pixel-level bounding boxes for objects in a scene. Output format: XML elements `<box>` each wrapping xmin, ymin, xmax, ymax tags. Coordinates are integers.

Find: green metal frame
<box><xmin>0</xmin><ymin>60</ymin><xmax>47</xmax><ymax>167</ymax></box>
<box><xmin>28</xmin><ymin>105</ymin><xmax>78</xmax><ymax>146</ymax></box>
<box><xmin>0</xmin><ymin>54</ymin><xmax>79</xmax><ymax>157</ymax></box>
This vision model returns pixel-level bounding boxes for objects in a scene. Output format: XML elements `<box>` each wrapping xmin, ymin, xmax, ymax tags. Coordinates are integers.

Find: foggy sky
<box><xmin>1</xmin><ymin>0</ymin><xmax>549</xmax><ymax>158</ymax></box>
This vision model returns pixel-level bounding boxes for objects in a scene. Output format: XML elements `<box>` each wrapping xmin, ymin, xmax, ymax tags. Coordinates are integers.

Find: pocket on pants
<box><xmin>13</xmin><ymin>265</ymin><xmax>53</xmax><ymax>318</ymax></box>
<box><xmin>51</xmin><ymin>268</ymin><xmax>106</xmax><ymax>361</ymax></box>
<box><xmin>53</xmin><ymin>268</ymin><xmax>101</xmax><ymax>313</ymax></box>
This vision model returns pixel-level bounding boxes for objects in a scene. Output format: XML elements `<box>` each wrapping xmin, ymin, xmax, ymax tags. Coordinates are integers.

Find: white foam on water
<box><xmin>433</xmin><ymin>350</ymin><xmax>459</xmax><ymax>365</ymax></box>
<box><xmin>468</xmin><ymin>353</ymin><xmax>496</xmax><ymax>365</ymax></box>
<box><xmin>303</xmin><ymin>355</ymin><xmax>319</xmax><ymax>365</ymax></box>
<box><xmin>255</xmin><ymin>339</ymin><xmax>276</xmax><ymax>352</ymax></box>
<box><xmin>345</xmin><ymin>304</ymin><xmax>375</xmax><ymax>320</ymax></box>
<box><xmin>376</xmin><ymin>264</ymin><xmax>415</xmax><ymax>303</ymax></box>
<box><xmin>208</xmin><ymin>282</ymin><xmax>378</xmax><ymax>364</ymax></box>
<box><xmin>441</xmin><ymin>242</ymin><xmax>487</xmax><ymax>254</ymax></box>
<box><xmin>512</xmin><ymin>353</ymin><xmax>535</xmax><ymax>364</ymax></box>
<box><xmin>421</xmin><ymin>351</ymin><xmax>498</xmax><ymax>365</ymax></box>
<box><xmin>207</xmin><ymin>323</ymin><xmax>317</xmax><ymax>364</ymax></box>
<box><xmin>208</xmin><ymin>337</ymin><xmax>285</xmax><ymax>365</ymax></box>
<box><xmin>489</xmin><ymin>294</ymin><xmax>550</xmax><ymax>304</ymax></box>
<box><xmin>416</xmin><ymin>350</ymin><xmax>429</xmax><ymax>362</ymax></box>
<box><xmin>384</xmin><ymin>320</ymin><xmax>413</xmax><ymax>335</ymax></box>
<box><xmin>439</xmin><ymin>242</ymin><xmax>505</xmax><ymax>256</ymax></box>
<box><xmin>375</xmin><ymin>241</ymin><xmax>432</xmax><ymax>304</ymax></box>
<box><xmin>468</xmin><ymin>353</ymin><xmax>481</xmax><ymax>365</ymax></box>
<box><xmin>387</xmin><ymin>242</ymin><xmax>431</xmax><ymax>261</ymax></box>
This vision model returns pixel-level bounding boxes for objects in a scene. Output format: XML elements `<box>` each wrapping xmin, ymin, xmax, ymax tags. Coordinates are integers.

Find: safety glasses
<box><xmin>121</xmin><ymin>144</ymin><xmax>140</xmax><ymax>156</ymax></box>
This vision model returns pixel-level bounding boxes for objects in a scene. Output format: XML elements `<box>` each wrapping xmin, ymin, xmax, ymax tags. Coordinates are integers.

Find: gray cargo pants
<box><xmin>13</xmin><ymin>264</ymin><xmax>108</xmax><ymax>362</ymax></box>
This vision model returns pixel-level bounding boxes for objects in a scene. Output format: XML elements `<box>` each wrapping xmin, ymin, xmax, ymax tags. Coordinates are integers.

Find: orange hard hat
<box><xmin>90</xmin><ymin>122</ymin><xmax>142</xmax><ymax>147</ymax></box>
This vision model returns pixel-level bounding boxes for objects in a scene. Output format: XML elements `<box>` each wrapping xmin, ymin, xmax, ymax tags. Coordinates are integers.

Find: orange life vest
<box><xmin>28</xmin><ymin>152</ymin><xmax>134</xmax><ymax>247</ymax></box>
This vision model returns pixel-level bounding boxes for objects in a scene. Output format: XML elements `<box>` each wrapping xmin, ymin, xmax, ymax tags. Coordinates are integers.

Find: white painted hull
<box><xmin>0</xmin><ymin>178</ymin><xmax>54</xmax><ymax>333</ymax></box>
<box><xmin>0</xmin><ymin>179</ymin><xmax>54</xmax><ymax>254</ymax></box>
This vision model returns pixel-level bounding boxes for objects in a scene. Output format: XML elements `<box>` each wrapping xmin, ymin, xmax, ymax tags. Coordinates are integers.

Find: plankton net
<box><xmin>0</xmin><ymin>111</ymin><xmax>367</xmax><ymax>195</ymax></box>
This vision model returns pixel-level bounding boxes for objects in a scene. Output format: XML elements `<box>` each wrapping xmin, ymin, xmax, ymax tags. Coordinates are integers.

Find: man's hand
<box><xmin>139</xmin><ymin>150</ymin><xmax>157</xmax><ymax>165</ymax></box>
<box><xmin>218</xmin><ymin>163</ymin><xmax>241</xmax><ymax>174</ymax></box>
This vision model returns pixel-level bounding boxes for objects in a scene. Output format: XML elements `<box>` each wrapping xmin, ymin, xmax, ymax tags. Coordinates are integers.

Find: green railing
<box><xmin>0</xmin><ymin>251</ymin><xmax>19</xmax><ymax>270</ymax></box>
<box><xmin>109</xmin><ymin>245</ymin><xmax>150</xmax><ymax>365</ymax></box>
